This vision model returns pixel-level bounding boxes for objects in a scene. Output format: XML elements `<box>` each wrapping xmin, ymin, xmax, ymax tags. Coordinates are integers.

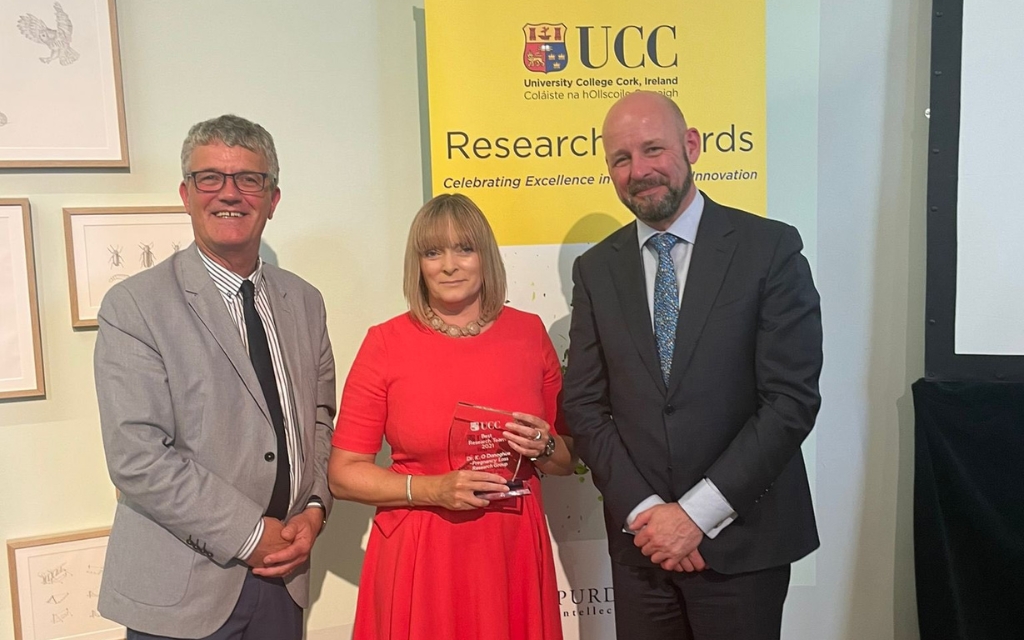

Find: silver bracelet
<box><xmin>405</xmin><ymin>474</ymin><xmax>413</xmax><ymax>506</ymax></box>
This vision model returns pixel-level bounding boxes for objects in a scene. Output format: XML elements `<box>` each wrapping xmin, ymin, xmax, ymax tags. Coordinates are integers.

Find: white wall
<box><xmin>0</xmin><ymin>1</ymin><xmax>927</xmax><ymax>638</ymax></box>
<box><xmin>802</xmin><ymin>0</ymin><xmax>929</xmax><ymax>638</ymax></box>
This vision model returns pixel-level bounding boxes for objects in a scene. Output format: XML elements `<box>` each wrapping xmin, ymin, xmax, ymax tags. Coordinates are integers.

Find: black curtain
<box><xmin>913</xmin><ymin>379</ymin><xmax>1024</xmax><ymax>639</ymax></box>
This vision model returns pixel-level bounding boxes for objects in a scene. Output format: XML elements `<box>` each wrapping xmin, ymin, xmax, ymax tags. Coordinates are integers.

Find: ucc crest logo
<box><xmin>522</xmin><ymin>23</ymin><xmax>568</xmax><ymax>73</ymax></box>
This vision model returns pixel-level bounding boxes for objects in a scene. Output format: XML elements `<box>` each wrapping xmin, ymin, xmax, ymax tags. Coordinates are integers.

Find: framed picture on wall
<box><xmin>0</xmin><ymin>199</ymin><xmax>45</xmax><ymax>401</ymax></box>
<box><xmin>0</xmin><ymin>0</ymin><xmax>129</xmax><ymax>168</ymax></box>
<box><xmin>7</xmin><ymin>528</ymin><xmax>124</xmax><ymax>640</ymax></box>
<box><xmin>64</xmin><ymin>206</ymin><xmax>193</xmax><ymax>328</ymax></box>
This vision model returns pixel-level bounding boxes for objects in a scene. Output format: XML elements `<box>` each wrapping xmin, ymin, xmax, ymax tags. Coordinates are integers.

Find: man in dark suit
<box><xmin>95</xmin><ymin>115</ymin><xmax>336</xmax><ymax>639</ymax></box>
<box><xmin>564</xmin><ymin>91</ymin><xmax>822</xmax><ymax>639</ymax></box>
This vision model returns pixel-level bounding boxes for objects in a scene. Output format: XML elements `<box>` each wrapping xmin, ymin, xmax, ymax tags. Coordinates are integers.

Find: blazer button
<box><xmin>264</xmin><ymin>452</ymin><xmax>275</xmax><ymax>462</ymax></box>
<box><xmin>663</xmin><ymin>405</ymin><xmax>675</xmax><ymax>415</ymax></box>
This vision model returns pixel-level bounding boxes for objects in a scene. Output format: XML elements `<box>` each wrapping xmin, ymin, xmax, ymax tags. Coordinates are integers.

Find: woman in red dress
<box><xmin>329</xmin><ymin>193</ymin><xmax>576</xmax><ymax>640</ymax></box>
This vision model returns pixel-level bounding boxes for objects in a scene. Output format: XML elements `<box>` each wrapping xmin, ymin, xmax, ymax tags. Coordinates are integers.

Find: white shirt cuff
<box><xmin>623</xmin><ymin>494</ymin><xmax>666</xmax><ymax>534</ymax></box>
<box><xmin>236</xmin><ymin>518</ymin><xmax>264</xmax><ymax>561</ymax></box>
<box><xmin>678</xmin><ymin>478</ymin><xmax>737</xmax><ymax>539</ymax></box>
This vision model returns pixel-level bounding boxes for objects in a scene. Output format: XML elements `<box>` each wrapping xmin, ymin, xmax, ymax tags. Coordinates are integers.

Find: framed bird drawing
<box><xmin>0</xmin><ymin>0</ymin><xmax>128</xmax><ymax>168</ymax></box>
<box><xmin>18</xmin><ymin>2</ymin><xmax>81</xmax><ymax>66</ymax></box>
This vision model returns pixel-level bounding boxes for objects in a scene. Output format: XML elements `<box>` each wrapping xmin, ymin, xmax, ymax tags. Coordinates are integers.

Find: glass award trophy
<box><xmin>448</xmin><ymin>402</ymin><xmax>532</xmax><ymax>499</ymax></box>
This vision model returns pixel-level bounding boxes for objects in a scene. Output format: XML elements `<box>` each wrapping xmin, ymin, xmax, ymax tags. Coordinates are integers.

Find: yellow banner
<box><xmin>425</xmin><ymin>0</ymin><xmax>766</xmax><ymax>245</ymax></box>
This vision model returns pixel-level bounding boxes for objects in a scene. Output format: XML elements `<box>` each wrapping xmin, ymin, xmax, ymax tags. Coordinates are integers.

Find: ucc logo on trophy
<box><xmin>448</xmin><ymin>402</ymin><xmax>532</xmax><ymax>500</ymax></box>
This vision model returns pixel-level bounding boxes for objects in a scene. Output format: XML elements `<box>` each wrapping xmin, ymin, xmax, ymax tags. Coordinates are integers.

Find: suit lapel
<box><xmin>668</xmin><ymin>199</ymin><xmax>737</xmax><ymax>395</ymax></box>
<box><xmin>262</xmin><ymin>268</ymin><xmax>311</xmax><ymax>475</ymax></box>
<box><xmin>178</xmin><ymin>247</ymin><xmax>272</xmax><ymax>424</ymax></box>
<box><xmin>609</xmin><ymin>223</ymin><xmax>667</xmax><ymax>395</ymax></box>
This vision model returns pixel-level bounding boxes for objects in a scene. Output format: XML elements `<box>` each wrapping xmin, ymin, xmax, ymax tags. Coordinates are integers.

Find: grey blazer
<box><xmin>94</xmin><ymin>245</ymin><xmax>336</xmax><ymax>638</ymax></box>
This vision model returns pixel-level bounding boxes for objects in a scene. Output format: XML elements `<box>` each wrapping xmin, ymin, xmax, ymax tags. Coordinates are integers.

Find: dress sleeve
<box><xmin>537</xmin><ymin>316</ymin><xmax>566</xmax><ymax>436</ymax></box>
<box><xmin>332</xmin><ymin>325</ymin><xmax>388</xmax><ymax>454</ymax></box>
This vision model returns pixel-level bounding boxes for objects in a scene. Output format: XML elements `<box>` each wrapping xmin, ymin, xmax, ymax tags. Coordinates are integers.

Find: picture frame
<box><xmin>64</xmin><ymin>206</ymin><xmax>193</xmax><ymax>328</ymax></box>
<box><xmin>0</xmin><ymin>0</ymin><xmax>129</xmax><ymax>168</ymax></box>
<box><xmin>0</xmin><ymin>198</ymin><xmax>45</xmax><ymax>400</ymax></box>
<box><xmin>7</xmin><ymin>527</ymin><xmax>124</xmax><ymax>640</ymax></box>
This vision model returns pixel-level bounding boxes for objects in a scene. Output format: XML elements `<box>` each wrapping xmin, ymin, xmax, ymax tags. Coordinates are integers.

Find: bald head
<box><xmin>601</xmin><ymin>92</ymin><xmax>701</xmax><ymax>230</ymax></box>
<box><xmin>602</xmin><ymin>91</ymin><xmax>690</xmax><ymax>141</ymax></box>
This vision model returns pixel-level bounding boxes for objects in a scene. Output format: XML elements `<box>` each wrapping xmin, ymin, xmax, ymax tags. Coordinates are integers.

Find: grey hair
<box><xmin>180</xmin><ymin>114</ymin><xmax>280</xmax><ymax>187</ymax></box>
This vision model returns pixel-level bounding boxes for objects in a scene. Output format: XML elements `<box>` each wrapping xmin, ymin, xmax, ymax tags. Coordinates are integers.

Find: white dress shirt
<box><xmin>625</xmin><ymin>191</ymin><xmax>738</xmax><ymax>539</ymax></box>
<box><xmin>197</xmin><ymin>248</ymin><xmax>306</xmax><ymax>559</ymax></box>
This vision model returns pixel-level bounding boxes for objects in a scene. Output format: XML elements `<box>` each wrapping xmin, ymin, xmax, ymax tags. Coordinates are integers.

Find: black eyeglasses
<box><xmin>187</xmin><ymin>170</ymin><xmax>270</xmax><ymax>193</ymax></box>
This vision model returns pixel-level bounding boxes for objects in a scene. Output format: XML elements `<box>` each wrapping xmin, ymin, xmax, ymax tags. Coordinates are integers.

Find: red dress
<box><xmin>333</xmin><ymin>307</ymin><xmax>564</xmax><ymax>640</ymax></box>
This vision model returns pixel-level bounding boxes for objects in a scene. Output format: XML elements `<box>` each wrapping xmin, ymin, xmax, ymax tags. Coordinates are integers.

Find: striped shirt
<box><xmin>197</xmin><ymin>248</ymin><xmax>303</xmax><ymax>560</ymax></box>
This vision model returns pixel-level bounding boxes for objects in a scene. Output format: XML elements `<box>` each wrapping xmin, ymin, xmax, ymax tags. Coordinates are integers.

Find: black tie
<box><xmin>240</xmin><ymin>280</ymin><xmax>290</xmax><ymax>520</ymax></box>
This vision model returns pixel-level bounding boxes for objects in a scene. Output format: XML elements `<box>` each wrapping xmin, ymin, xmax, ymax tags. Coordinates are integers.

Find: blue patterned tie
<box><xmin>648</xmin><ymin>233</ymin><xmax>681</xmax><ymax>385</ymax></box>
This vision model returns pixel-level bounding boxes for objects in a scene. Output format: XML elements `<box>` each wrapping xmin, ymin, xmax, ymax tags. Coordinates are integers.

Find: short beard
<box><xmin>621</xmin><ymin>162</ymin><xmax>694</xmax><ymax>225</ymax></box>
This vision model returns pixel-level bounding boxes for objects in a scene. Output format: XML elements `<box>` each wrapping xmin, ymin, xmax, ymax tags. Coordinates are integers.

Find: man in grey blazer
<box><xmin>564</xmin><ymin>92</ymin><xmax>822</xmax><ymax>639</ymax></box>
<box><xmin>95</xmin><ymin>115</ymin><xmax>336</xmax><ymax>640</ymax></box>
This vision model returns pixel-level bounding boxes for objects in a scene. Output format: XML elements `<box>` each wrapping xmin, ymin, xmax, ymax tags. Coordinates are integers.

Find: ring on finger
<box><xmin>533</xmin><ymin>429</ymin><xmax>543</xmax><ymax>441</ymax></box>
